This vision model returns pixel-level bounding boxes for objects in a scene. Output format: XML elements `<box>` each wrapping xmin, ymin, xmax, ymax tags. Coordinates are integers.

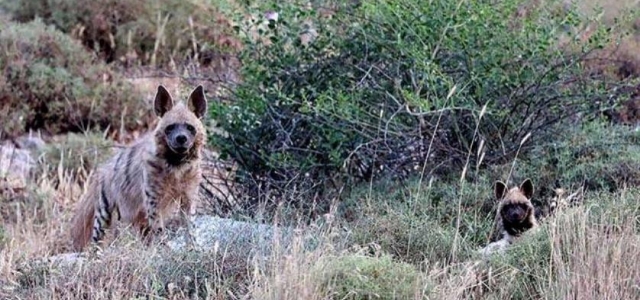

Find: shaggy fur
<box><xmin>70</xmin><ymin>85</ymin><xmax>208</xmax><ymax>251</ymax></box>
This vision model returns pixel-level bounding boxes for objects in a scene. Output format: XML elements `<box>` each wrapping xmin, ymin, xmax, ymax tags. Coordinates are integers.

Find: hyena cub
<box><xmin>479</xmin><ymin>178</ymin><xmax>538</xmax><ymax>257</ymax></box>
<box><xmin>70</xmin><ymin>85</ymin><xmax>208</xmax><ymax>251</ymax></box>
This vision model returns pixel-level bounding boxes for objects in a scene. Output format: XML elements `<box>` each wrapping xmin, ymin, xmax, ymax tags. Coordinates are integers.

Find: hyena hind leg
<box><xmin>90</xmin><ymin>199</ymin><xmax>114</xmax><ymax>250</ymax></box>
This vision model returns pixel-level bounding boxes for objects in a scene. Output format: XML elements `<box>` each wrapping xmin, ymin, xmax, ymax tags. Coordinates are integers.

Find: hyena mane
<box><xmin>70</xmin><ymin>85</ymin><xmax>208</xmax><ymax>251</ymax></box>
<box><xmin>493</xmin><ymin>178</ymin><xmax>539</xmax><ymax>244</ymax></box>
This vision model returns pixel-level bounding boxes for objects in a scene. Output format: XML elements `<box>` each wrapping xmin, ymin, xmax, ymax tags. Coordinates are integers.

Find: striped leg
<box><xmin>91</xmin><ymin>186</ymin><xmax>113</xmax><ymax>245</ymax></box>
<box><xmin>143</xmin><ymin>163</ymin><xmax>164</xmax><ymax>237</ymax></box>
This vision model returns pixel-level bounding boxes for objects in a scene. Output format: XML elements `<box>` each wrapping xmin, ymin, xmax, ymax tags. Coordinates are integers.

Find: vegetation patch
<box><xmin>317</xmin><ymin>253</ymin><xmax>428</xmax><ymax>299</ymax></box>
<box><xmin>0</xmin><ymin>19</ymin><xmax>152</xmax><ymax>138</ymax></box>
<box><xmin>211</xmin><ymin>0</ymin><xmax>633</xmax><ymax>220</ymax></box>
<box><xmin>1</xmin><ymin>0</ymin><xmax>241</xmax><ymax>68</ymax></box>
<box><xmin>33</xmin><ymin>132</ymin><xmax>116</xmax><ymax>186</ymax></box>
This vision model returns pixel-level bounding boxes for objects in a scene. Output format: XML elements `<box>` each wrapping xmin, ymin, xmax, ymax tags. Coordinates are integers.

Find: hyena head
<box><xmin>494</xmin><ymin>178</ymin><xmax>538</xmax><ymax>236</ymax></box>
<box><xmin>153</xmin><ymin>85</ymin><xmax>208</xmax><ymax>165</ymax></box>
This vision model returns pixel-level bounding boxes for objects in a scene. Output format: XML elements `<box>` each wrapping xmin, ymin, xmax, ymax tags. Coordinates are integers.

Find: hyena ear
<box><xmin>188</xmin><ymin>85</ymin><xmax>208</xmax><ymax>119</ymax></box>
<box><xmin>154</xmin><ymin>85</ymin><xmax>174</xmax><ymax>117</ymax></box>
<box><xmin>494</xmin><ymin>181</ymin><xmax>508</xmax><ymax>201</ymax></box>
<box><xmin>520</xmin><ymin>178</ymin><xmax>534</xmax><ymax>199</ymax></box>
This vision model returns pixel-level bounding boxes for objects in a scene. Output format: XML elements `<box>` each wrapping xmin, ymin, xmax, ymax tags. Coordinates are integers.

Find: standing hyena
<box><xmin>479</xmin><ymin>178</ymin><xmax>539</xmax><ymax>257</ymax></box>
<box><xmin>70</xmin><ymin>85</ymin><xmax>208</xmax><ymax>251</ymax></box>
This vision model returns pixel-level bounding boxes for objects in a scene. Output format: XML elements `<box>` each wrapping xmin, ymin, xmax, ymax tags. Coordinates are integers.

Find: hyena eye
<box><xmin>186</xmin><ymin>124</ymin><xmax>196</xmax><ymax>134</ymax></box>
<box><xmin>165</xmin><ymin>124</ymin><xmax>176</xmax><ymax>134</ymax></box>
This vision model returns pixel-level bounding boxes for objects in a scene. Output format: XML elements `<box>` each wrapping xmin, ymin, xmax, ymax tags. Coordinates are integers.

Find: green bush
<box><xmin>210</xmin><ymin>0</ymin><xmax>629</xmax><ymax>217</ymax></box>
<box><xmin>0</xmin><ymin>19</ymin><xmax>151</xmax><ymax>137</ymax></box>
<box><xmin>2</xmin><ymin>0</ymin><xmax>239</xmax><ymax>67</ymax></box>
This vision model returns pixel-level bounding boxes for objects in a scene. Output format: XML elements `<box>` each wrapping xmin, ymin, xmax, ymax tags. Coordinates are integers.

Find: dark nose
<box><xmin>176</xmin><ymin>134</ymin><xmax>187</xmax><ymax>145</ymax></box>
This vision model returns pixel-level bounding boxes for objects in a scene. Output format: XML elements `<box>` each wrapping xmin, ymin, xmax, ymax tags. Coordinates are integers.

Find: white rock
<box><xmin>0</xmin><ymin>145</ymin><xmax>34</xmax><ymax>184</ymax></box>
<box><xmin>32</xmin><ymin>215</ymin><xmax>308</xmax><ymax>268</ymax></box>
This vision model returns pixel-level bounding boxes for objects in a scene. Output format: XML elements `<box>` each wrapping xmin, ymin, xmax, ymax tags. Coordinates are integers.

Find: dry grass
<box><xmin>1</xmin><ymin>141</ymin><xmax>638</xmax><ymax>299</ymax></box>
<box><xmin>548</xmin><ymin>200</ymin><xmax>640</xmax><ymax>299</ymax></box>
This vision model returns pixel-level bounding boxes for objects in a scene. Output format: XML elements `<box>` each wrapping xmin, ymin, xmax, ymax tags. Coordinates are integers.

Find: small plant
<box><xmin>317</xmin><ymin>253</ymin><xmax>427</xmax><ymax>299</ymax></box>
<box><xmin>343</xmin><ymin>178</ymin><xmax>493</xmax><ymax>265</ymax></box>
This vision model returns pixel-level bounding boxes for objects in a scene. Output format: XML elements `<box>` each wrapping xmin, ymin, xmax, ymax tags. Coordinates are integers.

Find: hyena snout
<box><xmin>176</xmin><ymin>134</ymin><xmax>187</xmax><ymax>145</ymax></box>
<box><xmin>503</xmin><ymin>205</ymin><xmax>528</xmax><ymax>223</ymax></box>
<box><xmin>166</xmin><ymin>124</ymin><xmax>196</xmax><ymax>153</ymax></box>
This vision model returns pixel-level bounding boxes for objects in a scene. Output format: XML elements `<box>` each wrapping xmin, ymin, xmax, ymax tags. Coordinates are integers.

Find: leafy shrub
<box><xmin>0</xmin><ymin>19</ymin><xmax>152</xmax><ymax>137</ymax></box>
<box><xmin>2</xmin><ymin>0</ymin><xmax>240</xmax><ymax>68</ymax></box>
<box><xmin>210</xmin><ymin>0</ymin><xmax>631</xmax><ymax>218</ymax></box>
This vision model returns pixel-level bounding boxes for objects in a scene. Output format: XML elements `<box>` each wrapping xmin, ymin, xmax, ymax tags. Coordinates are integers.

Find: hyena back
<box><xmin>70</xmin><ymin>85</ymin><xmax>208</xmax><ymax>251</ymax></box>
<box><xmin>493</xmin><ymin>178</ymin><xmax>539</xmax><ymax>244</ymax></box>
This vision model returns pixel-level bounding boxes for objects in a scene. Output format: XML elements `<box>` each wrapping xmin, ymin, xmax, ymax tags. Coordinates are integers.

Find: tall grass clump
<box><xmin>475</xmin><ymin>187</ymin><xmax>640</xmax><ymax>299</ymax></box>
<box><xmin>342</xmin><ymin>177</ymin><xmax>495</xmax><ymax>265</ymax></box>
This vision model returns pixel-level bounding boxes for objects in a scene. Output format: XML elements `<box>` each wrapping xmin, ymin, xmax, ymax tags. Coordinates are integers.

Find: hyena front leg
<box><xmin>181</xmin><ymin>196</ymin><xmax>198</xmax><ymax>248</ymax></box>
<box><xmin>143</xmin><ymin>162</ymin><xmax>165</xmax><ymax>242</ymax></box>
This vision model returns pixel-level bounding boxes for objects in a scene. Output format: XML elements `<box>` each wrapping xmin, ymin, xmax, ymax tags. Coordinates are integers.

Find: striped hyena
<box><xmin>479</xmin><ymin>178</ymin><xmax>539</xmax><ymax>257</ymax></box>
<box><xmin>70</xmin><ymin>85</ymin><xmax>208</xmax><ymax>251</ymax></box>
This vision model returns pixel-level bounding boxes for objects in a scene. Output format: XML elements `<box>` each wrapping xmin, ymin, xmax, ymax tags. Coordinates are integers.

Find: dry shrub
<box><xmin>0</xmin><ymin>19</ymin><xmax>153</xmax><ymax>138</ymax></box>
<box><xmin>2</xmin><ymin>0</ymin><xmax>242</xmax><ymax>69</ymax></box>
